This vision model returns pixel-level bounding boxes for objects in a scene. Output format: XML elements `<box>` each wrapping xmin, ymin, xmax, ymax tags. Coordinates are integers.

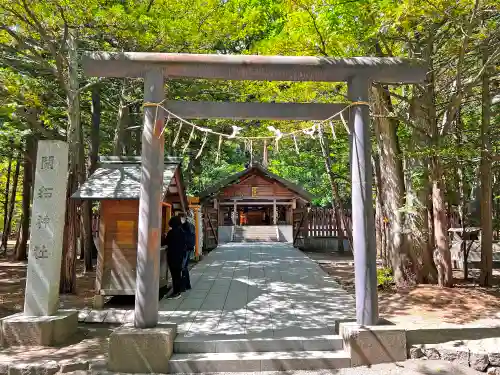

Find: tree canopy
<box><xmin>0</xmin><ymin>0</ymin><xmax>498</xmax><ymax>289</ymax></box>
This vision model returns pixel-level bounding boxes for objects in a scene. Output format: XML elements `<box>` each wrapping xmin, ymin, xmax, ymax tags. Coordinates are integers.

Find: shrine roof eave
<box><xmin>198</xmin><ymin>163</ymin><xmax>313</xmax><ymax>203</ymax></box>
<box><xmin>71</xmin><ymin>157</ymin><xmax>182</xmax><ymax>200</ymax></box>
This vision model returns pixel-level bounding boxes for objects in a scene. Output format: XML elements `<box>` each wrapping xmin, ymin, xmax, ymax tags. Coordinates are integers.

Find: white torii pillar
<box><xmin>134</xmin><ymin>68</ymin><xmax>164</xmax><ymax>328</ymax></box>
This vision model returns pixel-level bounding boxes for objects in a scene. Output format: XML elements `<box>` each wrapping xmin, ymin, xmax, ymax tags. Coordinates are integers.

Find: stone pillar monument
<box><xmin>1</xmin><ymin>140</ymin><xmax>78</xmax><ymax>346</ymax></box>
<box><xmin>24</xmin><ymin>141</ymin><xmax>68</xmax><ymax>316</ymax></box>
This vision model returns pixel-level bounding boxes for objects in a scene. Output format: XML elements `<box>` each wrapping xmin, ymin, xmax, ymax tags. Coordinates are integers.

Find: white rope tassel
<box><xmin>159</xmin><ymin>113</ymin><xmax>170</xmax><ymax>138</ymax></box>
<box><xmin>183</xmin><ymin>126</ymin><xmax>195</xmax><ymax>154</ymax></box>
<box><xmin>172</xmin><ymin>118</ymin><xmax>183</xmax><ymax>146</ymax></box>
<box><xmin>293</xmin><ymin>134</ymin><xmax>300</xmax><ymax>154</ymax></box>
<box><xmin>339</xmin><ymin>111</ymin><xmax>350</xmax><ymax>134</ymax></box>
<box><xmin>250</xmin><ymin>140</ymin><xmax>253</xmax><ymax>164</ymax></box>
<box><xmin>196</xmin><ymin>131</ymin><xmax>209</xmax><ymax>159</ymax></box>
<box><xmin>329</xmin><ymin>120</ymin><xmax>337</xmax><ymax>140</ymax></box>
<box><xmin>303</xmin><ymin>123</ymin><xmax>316</xmax><ymax>138</ymax></box>
<box><xmin>216</xmin><ymin>135</ymin><xmax>222</xmax><ymax>164</ymax></box>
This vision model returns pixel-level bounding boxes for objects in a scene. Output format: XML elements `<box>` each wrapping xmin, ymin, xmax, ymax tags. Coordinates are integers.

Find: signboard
<box><xmin>116</xmin><ymin>220</ymin><xmax>135</xmax><ymax>245</ymax></box>
<box><xmin>251</xmin><ymin>186</ymin><xmax>258</xmax><ymax>197</ymax></box>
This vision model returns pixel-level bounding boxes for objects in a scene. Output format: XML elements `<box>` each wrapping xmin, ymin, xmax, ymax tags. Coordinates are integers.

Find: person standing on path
<box><xmin>179</xmin><ymin>212</ymin><xmax>195</xmax><ymax>291</ymax></box>
<box><xmin>165</xmin><ymin>215</ymin><xmax>186</xmax><ymax>299</ymax></box>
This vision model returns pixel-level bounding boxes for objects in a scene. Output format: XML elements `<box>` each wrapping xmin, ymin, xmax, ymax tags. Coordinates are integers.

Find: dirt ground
<box><xmin>0</xmin><ymin>324</ymin><xmax>109</xmax><ymax>364</ymax></box>
<box><xmin>2</xmin><ymin>247</ymin><xmax>500</xmax><ymax>326</ymax></box>
<box><xmin>307</xmin><ymin>251</ymin><xmax>500</xmax><ymax>326</ymax></box>
<box><xmin>0</xmin><ymin>258</ymin><xmax>96</xmax><ymax>319</ymax></box>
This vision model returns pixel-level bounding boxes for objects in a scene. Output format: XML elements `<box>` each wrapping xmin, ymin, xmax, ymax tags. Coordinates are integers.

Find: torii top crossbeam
<box><xmin>82</xmin><ymin>52</ymin><xmax>426</xmax><ymax>83</ymax></box>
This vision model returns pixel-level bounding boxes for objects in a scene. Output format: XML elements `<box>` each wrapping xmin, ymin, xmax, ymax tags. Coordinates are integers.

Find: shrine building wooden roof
<box><xmin>72</xmin><ymin>156</ymin><xmax>184</xmax><ymax>202</ymax></box>
<box><xmin>199</xmin><ymin>163</ymin><xmax>313</xmax><ymax>202</ymax></box>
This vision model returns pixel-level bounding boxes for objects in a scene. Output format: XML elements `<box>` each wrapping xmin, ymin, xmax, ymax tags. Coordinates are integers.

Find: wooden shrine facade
<box><xmin>199</xmin><ymin>163</ymin><xmax>312</xmax><ymax>246</ymax></box>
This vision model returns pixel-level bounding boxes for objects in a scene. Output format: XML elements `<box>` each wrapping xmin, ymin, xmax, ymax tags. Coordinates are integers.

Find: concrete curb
<box><xmin>409</xmin><ymin>338</ymin><xmax>500</xmax><ymax>373</ymax></box>
<box><xmin>0</xmin><ymin>358</ymin><xmax>105</xmax><ymax>375</ymax></box>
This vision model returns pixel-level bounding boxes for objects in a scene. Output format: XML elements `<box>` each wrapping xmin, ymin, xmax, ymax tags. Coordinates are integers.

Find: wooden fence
<box><xmin>293</xmin><ymin>207</ymin><xmax>352</xmax><ymax>247</ymax></box>
<box><xmin>202</xmin><ymin>206</ymin><xmax>218</xmax><ymax>251</ymax></box>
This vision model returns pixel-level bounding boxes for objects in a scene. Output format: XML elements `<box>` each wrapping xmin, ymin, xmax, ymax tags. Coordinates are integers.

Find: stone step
<box><xmin>168</xmin><ymin>350</ymin><xmax>351</xmax><ymax>373</ymax></box>
<box><xmin>174</xmin><ymin>334</ymin><xmax>344</xmax><ymax>353</ymax></box>
<box><xmin>233</xmin><ymin>226</ymin><xmax>279</xmax><ymax>243</ymax></box>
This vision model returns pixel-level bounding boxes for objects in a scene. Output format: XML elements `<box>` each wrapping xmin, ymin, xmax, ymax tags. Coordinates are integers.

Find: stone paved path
<box><xmin>158</xmin><ymin>242</ymin><xmax>356</xmax><ymax>338</ymax></box>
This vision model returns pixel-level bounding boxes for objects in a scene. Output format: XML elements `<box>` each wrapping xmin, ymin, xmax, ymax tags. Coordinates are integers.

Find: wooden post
<box><xmin>134</xmin><ymin>68</ymin><xmax>164</xmax><ymax>329</ymax></box>
<box><xmin>304</xmin><ymin>206</ymin><xmax>309</xmax><ymax>239</ymax></box>
<box><xmin>273</xmin><ymin>199</ymin><xmax>277</xmax><ymax>225</ymax></box>
<box><xmin>190</xmin><ymin>205</ymin><xmax>201</xmax><ymax>260</ymax></box>
<box><xmin>348</xmin><ymin>76</ymin><xmax>378</xmax><ymax>325</ymax></box>
<box><xmin>232</xmin><ymin>201</ymin><xmax>237</xmax><ymax>225</ymax></box>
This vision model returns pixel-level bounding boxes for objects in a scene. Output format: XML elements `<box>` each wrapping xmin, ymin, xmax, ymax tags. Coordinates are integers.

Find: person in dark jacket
<box><xmin>165</xmin><ymin>215</ymin><xmax>186</xmax><ymax>299</ymax></box>
<box><xmin>179</xmin><ymin>212</ymin><xmax>195</xmax><ymax>291</ymax></box>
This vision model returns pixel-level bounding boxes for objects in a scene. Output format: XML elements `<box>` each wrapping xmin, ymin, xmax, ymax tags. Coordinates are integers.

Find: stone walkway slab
<box><xmin>158</xmin><ymin>242</ymin><xmax>356</xmax><ymax>338</ymax></box>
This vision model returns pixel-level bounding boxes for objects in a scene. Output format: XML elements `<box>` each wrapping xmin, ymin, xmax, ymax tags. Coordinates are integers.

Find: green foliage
<box><xmin>377</xmin><ymin>267</ymin><xmax>394</xmax><ymax>290</ymax></box>
<box><xmin>0</xmin><ymin>0</ymin><xmax>498</xmax><ymax>242</ymax></box>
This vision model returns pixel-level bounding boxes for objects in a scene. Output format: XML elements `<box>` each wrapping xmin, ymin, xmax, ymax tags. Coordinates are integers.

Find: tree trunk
<box><xmin>373</xmin><ymin>153</ymin><xmax>388</xmax><ymax>266</ymax></box>
<box><xmin>60</xmin><ymin>31</ymin><xmax>80</xmax><ymax>294</ymax></box>
<box><xmin>419</xmin><ymin>173</ymin><xmax>438</xmax><ymax>283</ymax></box>
<box><xmin>317</xmin><ymin>124</ymin><xmax>352</xmax><ymax>250</ymax></box>
<box><xmin>82</xmin><ymin>86</ymin><xmax>101</xmax><ymax>272</ymax></box>
<box><xmin>479</xmin><ymin>45</ymin><xmax>493</xmax><ymax>286</ymax></box>
<box><xmin>426</xmin><ymin>50</ymin><xmax>452</xmax><ymax>287</ymax></box>
<box><xmin>412</xmin><ymin>28</ymin><xmax>452</xmax><ymax>286</ymax></box>
<box><xmin>5</xmin><ymin>154</ymin><xmax>21</xmax><ymax>249</ymax></box>
<box><xmin>455</xmin><ymin>112</ymin><xmax>469</xmax><ymax>280</ymax></box>
<box><xmin>13</xmin><ymin>220</ymin><xmax>21</xmax><ymax>255</ymax></box>
<box><xmin>372</xmin><ymin>85</ymin><xmax>412</xmax><ymax>286</ymax></box>
<box><xmin>112</xmin><ymin>80</ymin><xmax>130</xmax><ymax>156</ymax></box>
<box><xmin>1</xmin><ymin>148</ymin><xmax>13</xmax><ymax>254</ymax></box>
<box><xmin>15</xmin><ymin>136</ymin><xmax>35</xmax><ymax>261</ymax></box>
<box><xmin>431</xmin><ymin>155</ymin><xmax>453</xmax><ymax>287</ymax></box>
<box><xmin>405</xmin><ymin>150</ymin><xmax>437</xmax><ymax>283</ymax></box>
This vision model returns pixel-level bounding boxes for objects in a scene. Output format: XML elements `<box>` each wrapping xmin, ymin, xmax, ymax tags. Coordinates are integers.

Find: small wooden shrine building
<box><xmin>199</xmin><ymin>163</ymin><xmax>312</xmax><ymax>245</ymax></box>
<box><xmin>72</xmin><ymin>156</ymin><xmax>188</xmax><ymax>308</ymax></box>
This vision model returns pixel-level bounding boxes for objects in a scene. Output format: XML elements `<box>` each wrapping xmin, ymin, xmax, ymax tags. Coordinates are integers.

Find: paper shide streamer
<box><xmin>229</xmin><ymin>125</ymin><xmax>242</xmax><ymax>138</ymax></box>
<box><xmin>268</xmin><ymin>126</ymin><xmax>283</xmax><ymax>153</ymax></box>
<box><xmin>154</xmin><ymin>101</ymin><xmax>370</xmax><ymax>161</ymax></box>
<box><xmin>303</xmin><ymin>123</ymin><xmax>316</xmax><ymax>138</ymax></box>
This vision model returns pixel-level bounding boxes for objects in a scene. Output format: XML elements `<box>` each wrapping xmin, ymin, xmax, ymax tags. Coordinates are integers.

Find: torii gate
<box><xmin>82</xmin><ymin>53</ymin><xmax>426</xmax><ymax>329</ymax></box>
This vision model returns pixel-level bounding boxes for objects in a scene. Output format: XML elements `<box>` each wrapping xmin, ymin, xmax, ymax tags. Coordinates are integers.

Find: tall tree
<box><xmin>479</xmin><ymin>44</ymin><xmax>493</xmax><ymax>286</ymax></box>
<box><xmin>0</xmin><ymin>145</ymin><xmax>13</xmax><ymax>254</ymax></box>
<box><xmin>15</xmin><ymin>136</ymin><xmax>35</xmax><ymax>260</ymax></box>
